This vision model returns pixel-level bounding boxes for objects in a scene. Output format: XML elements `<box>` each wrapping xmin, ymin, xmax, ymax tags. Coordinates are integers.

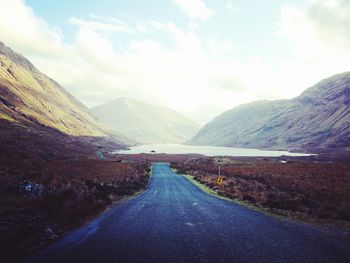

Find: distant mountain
<box><xmin>188</xmin><ymin>72</ymin><xmax>350</xmax><ymax>153</ymax></box>
<box><xmin>91</xmin><ymin>97</ymin><xmax>200</xmax><ymax>144</ymax></box>
<box><xmin>0</xmin><ymin>41</ymin><xmax>129</xmax><ymax>160</ymax></box>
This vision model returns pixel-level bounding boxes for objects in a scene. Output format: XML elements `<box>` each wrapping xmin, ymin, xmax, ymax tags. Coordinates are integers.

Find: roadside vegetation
<box><xmin>3</xmin><ymin>151</ymin><xmax>350</xmax><ymax>262</ymax></box>
<box><xmin>0</xmin><ymin>157</ymin><xmax>150</xmax><ymax>262</ymax></box>
<box><xmin>171</xmin><ymin>157</ymin><xmax>350</xmax><ymax>226</ymax></box>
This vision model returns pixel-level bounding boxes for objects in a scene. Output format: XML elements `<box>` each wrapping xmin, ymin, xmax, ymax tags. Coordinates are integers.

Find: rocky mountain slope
<box><xmin>91</xmin><ymin>97</ymin><xmax>200</xmax><ymax>144</ymax></box>
<box><xmin>0</xmin><ymin>41</ymin><xmax>129</xmax><ymax>159</ymax></box>
<box><xmin>188</xmin><ymin>72</ymin><xmax>350</xmax><ymax>153</ymax></box>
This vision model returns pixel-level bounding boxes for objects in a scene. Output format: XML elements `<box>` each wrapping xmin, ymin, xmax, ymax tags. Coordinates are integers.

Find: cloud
<box><xmin>69</xmin><ymin>17</ymin><xmax>134</xmax><ymax>33</ymax></box>
<box><xmin>0</xmin><ymin>0</ymin><xmax>71</xmax><ymax>59</ymax></box>
<box><xmin>275</xmin><ymin>0</ymin><xmax>350</xmax><ymax>100</ymax></box>
<box><xmin>173</xmin><ymin>0</ymin><xmax>214</xmax><ymax>21</ymax></box>
<box><xmin>66</xmin><ymin>16</ymin><xmax>258</xmax><ymax>121</ymax></box>
<box><xmin>226</xmin><ymin>0</ymin><xmax>239</xmax><ymax>12</ymax></box>
<box><xmin>278</xmin><ymin>0</ymin><xmax>350</xmax><ymax>62</ymax></box>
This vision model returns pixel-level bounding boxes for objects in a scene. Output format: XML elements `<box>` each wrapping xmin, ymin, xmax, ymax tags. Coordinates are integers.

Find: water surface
<box><xmin>114</xmin><ymin>144</ymin><xmax>312</xmax><ymax>157</ymax></box>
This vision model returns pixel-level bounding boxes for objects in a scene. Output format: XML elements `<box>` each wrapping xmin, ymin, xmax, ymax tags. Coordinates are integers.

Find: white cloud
<box><xmin>0</xmin><ymin>0</ymin><xmax>72</xmax><ymax>59</ymax></box>
<box><xmin>173</xmin><ymin>0</ymin><xmax>214</xmax><ymax>21</ymax></box>
<box><xmin>226</xmin><ymin>0</ymin><xmax>239</xmax><ymax>12</ymax></box>
<box><xmin>278</xmin><ymin>0</ymin><xmax>350</xmax><ymax>66</ymax></box>
<box><xmin>275</xmin><ymin>0</ymin><xmax>350</xmax><ymax>99</ymax></box>
<box><xmin>66</xmin><ymin>17</ymin><xmax>258</xmax><ymax>121</ymax></box>
<box><xmin>69</xmin><ymin>17</ymin><xmax>134</xmax><ymax>33</ymax></box>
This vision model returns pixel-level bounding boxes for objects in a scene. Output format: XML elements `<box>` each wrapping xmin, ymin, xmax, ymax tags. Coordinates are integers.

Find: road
<box><xmin>27</xmin><ymin>163</ymin><xmax>350</xmax><ymax>263</ymax></box>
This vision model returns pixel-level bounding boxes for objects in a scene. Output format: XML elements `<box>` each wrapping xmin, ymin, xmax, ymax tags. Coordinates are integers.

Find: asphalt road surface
<box><xmin>27</xmin><ymin>163</ymin><xmax>350</xmax><ymax>263</ymax></box>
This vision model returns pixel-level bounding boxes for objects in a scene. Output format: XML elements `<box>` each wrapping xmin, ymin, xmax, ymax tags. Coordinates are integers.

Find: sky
<box><xmin>1</xmin><ymin>0</ymin><xmax>350</xmax><ymax>124</ymax></box>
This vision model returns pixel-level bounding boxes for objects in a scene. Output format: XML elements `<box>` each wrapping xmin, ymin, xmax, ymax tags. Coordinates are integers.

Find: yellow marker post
<box><xmin>217</xmin><ymin>176</ymin><xmax>223</xmax><ymax>186</ymax></box>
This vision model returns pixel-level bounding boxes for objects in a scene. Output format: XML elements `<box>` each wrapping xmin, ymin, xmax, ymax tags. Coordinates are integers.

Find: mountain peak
<box><xmin>298</xmin><ymin>71</ymin><xmax>350</xmax><ymax>104</ymax></box>
<box><xmin>0</xmin><ymin>41</ymin><xmax>129</xmax><ymax>147</ymax></box>
<box><xmin>91</xmin><ymin>98</ymin><xmax>199</xmax><ymax>144</ymax></box>
<box><xmin>189</xmin><ymin>71</ymin><xmax>350</xmax><ymax>152</ymax></box>
<box><xmin>0</xmin><ymin>41</ymin><xmax>36</xmax><ymax>73</ymax></box>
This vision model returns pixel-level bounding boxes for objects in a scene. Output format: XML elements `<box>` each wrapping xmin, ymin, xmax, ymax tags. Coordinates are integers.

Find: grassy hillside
<box><xmin>0</xmin><ymin>41</ymin><xmax>135</xmax><ymax>162</ymax></box>
<box><xmin>0</xmin><ymin>42</ymin><xmax>109</xmax><ymax>137</ymax></box>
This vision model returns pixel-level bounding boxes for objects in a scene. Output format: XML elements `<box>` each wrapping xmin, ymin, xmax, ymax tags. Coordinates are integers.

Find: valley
<box><xmin>0</xmin><ymin>40</ymin><xmax>350</xmax><ymax>263</ymax></box>
<box><xmin>2</xmin><ymin>0</ymin><xmax>350</xmax><ymax>262</ymax></box>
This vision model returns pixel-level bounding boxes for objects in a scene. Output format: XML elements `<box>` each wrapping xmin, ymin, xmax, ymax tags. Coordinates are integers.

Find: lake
<box><xmin>114</xmin><ymin>144</ymin><xmax>313</xmax><ymax>157</ymax></box>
